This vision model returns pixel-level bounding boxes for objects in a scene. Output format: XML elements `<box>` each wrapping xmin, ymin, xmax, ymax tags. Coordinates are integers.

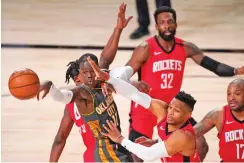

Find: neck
<box><xmin>157</xmin><ymin>35</ymin><xmax>175</xmax><ymax>52</ymax></box>
<box><xmin>232</xmin><ymin>108</ymin><xmax>244</xmax><ymax>121</ymax></box>
<box><xmin>168</xmin><ymin>120</ymin><xmax>187</xmax><ymax>132</ymax></box>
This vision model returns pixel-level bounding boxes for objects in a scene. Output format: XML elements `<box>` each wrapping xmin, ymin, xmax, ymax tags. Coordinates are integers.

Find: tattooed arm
<box><xmin>184</xmin><ymin>42</ymin><xmax>242</xmax><ymax>76</ymax></box>
<box><xmin>126</xmin><ymin>41</ymin><xmax>150</xmax><ymax>74</ymax></box>
<box><xmin>194</xmin><ymin>108</ymin><xmax>222</xmax><ymax>137</ymax></box>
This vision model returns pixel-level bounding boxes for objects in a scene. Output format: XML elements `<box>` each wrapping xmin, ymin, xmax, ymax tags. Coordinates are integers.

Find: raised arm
<box><xmin>50</xmin><ymin>107</ymin><xmax>74</xmax><ymax>162</ymax></box>
<box><xmin>184</xmin><ymin>41</ymin><xmax>244</xmax><ymax>76</ymax></box>
<box><xmin>99</xmin><ymin>2</ymin><xmax>133</xmax><ymax>69</ymax></box>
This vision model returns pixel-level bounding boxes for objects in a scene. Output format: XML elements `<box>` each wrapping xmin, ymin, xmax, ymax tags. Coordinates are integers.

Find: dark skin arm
<box><xmin>184</xmin><ymin>41</ymin><xmax>244</xmax><ymax>75</ymax></box>
<box><xmin>194</xmin><ymin>108</ymin><xmax>222</xmax><ymax>138</ymax></box>
<box><xmin>126</xmin><ymin>41</ymin><xmax>150</xmax><ymax>74</ymax></box>
<box><xmin>102</xmin><ymin>121</ymin><xmax>195</xmax><ymax>157</ymax></box>
<box><xmin>99</xmin><ymin>2</ymin><xmax>132</xmax><ymax>69</ymax></box>
<box><xmin>49</xmin><ymin>107</ymin><xmax>74</xmax><ymax>162</ymax></box>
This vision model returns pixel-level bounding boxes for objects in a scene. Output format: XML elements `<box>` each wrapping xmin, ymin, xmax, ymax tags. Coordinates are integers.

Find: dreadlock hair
<box><xmin>175</xmin><ymin>91</ymin><xmax>196</xmax><ymax>111</ymax></box>
<box><xmin>65</xmin><ymin>60</ymin><xmax>79</xmax><ymax>84</ymax></box>
<box><xmin>78</xmin><ymin>53</ymin><xmax>98</xmax><ymax>66</ymax></box>
<box><xmin>154</xmin><ymin>6</ymin><xmax>177</xmax><ymax>24</ymax></box>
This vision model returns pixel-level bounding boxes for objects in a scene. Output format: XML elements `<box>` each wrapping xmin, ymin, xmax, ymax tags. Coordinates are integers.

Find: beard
<box><xmin>159</xmin><ymin>29</ymin><xmax>176</xmax><ymax>41</ymax></box>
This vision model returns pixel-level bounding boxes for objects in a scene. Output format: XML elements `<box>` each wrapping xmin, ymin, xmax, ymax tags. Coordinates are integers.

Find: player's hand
<box><xmin>87</xmin><ymin>57</ymin><xmax>110</xmax><ymax>81</ymax></box>
<box><xmin>135</xmin><ymin>136</ymin><xmax>157</xmax><ymax>147</ymax></box>
<box><xmin>37</xmin><ymin>80</ymin><xmax>52</xmax><ymax>100</ymax></box>
<box><xmin>115</xmin><ymin>2</ymin><xmax>133</xmax><ymax>30</ymax></box>
<box><xmin>235</xmin><ymin>66</ymin><xmax>244</xmax><ymax>75</ymax></box>
<box><xmin>102</xmin><ymin>120</ymin><xmax>123</xmax><ymax>143</ymax></box>
<box><xmin>101</xmin><ymin>82</ymin><xmax>116</xmax><ymax>97</ymax></box>
<box><xmin>131</xmin><ymin>81</ymin><xmax>151</xmax><ymax>94</ymax></box>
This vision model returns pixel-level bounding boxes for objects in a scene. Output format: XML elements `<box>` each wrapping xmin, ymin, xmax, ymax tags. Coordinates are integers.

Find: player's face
<box><xmin>167</xmin><ymin>99</ymin><xmax>190</xmax><ymax>125</ymax></box>
<box><xmin>155</xmin><ymin>12</ymin><xmax>177</xmax><ymax>41</ymax></box>
<box><xmin>227</xmin><ymin>83</ymin><xmax>244</xmax><ymax>112</ymax></box>
<box><xmin>79</xmin><ymin>61</ymin><xmax>97</xmax><ymax>88</ymax></box>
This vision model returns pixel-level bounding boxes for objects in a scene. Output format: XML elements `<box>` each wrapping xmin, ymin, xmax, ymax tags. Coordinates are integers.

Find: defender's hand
<box><xmin>37</xmin><ymin>80</ymin><xmax>52</xmax><ymax>100</ymax></box>
<box><xmin>131</xmin><ymin>81</ymin><xmax>151</xmax><ymax>94</ymax></box>
<box><xmin>115</xmin><ymin>2</ymin><xmax>133</xmax><ymax>30</ymax></box>
<box><xmin>102</xmin><ymin>120</ymin><xmax>123</xmax><ymax>143</ymax></box>
<box><xmin>87</xmin><ymin>57</ymin><xmax>110</xmax><ymax>81</ymax></box>
<box><xmin>101</xmin><ymin>82</ymin><xmax>116</xmax><ymax>97</ymax></box>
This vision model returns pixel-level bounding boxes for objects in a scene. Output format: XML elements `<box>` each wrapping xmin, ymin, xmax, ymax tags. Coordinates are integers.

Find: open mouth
<box><xmin>229</xmin><ymin>102</ymin><xmax>237</xmax><ymax>108</ymax></box>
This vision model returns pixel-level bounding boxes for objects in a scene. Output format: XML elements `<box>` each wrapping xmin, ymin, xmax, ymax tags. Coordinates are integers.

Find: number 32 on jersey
<box><xmin>161</xmin><ymin>73</ymin><xmax>173</xmax><ymax>89</ymax></box>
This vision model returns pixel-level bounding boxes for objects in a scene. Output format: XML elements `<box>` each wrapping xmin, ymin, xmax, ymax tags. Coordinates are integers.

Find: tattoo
<box><xmin>194</xmin><ymin>109</ymin><xmax>218</xmax><ymax>137</ymax></box>
<box><xmin>139</xmin><ymin>41</ymin><xmax>148</xmax><ymax>48</ymax></box>
<box><xmin>184</xmin><ymin>41</ymin><xmax>202</xmax><ymax>57</ymax></box>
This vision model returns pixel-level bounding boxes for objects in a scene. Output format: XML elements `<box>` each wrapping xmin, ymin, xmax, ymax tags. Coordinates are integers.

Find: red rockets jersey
<box><xmin>66</xmin><ymin>103</ymin><xmax>95</xmax><ymax>162</ymax></box>
<box><xmin>130</xmin><ymin>36</ymin><xmax>187</xmax><ymax>138</ymax></box>
<box><xmin>218</xmin><ymin>105</ymin><xmax>244</xmax><ymax>162</ymax></box>
<box><xmin>157</xmin><ymin>118</ymin><xmax>200</xmax><ymax>162</ymax></box>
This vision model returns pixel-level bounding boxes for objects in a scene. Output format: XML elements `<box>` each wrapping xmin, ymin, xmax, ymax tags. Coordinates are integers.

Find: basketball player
<box><xmin>103</xmin><ymin>5</ymin><xmax>244</xmax><ymax>161</ymax></box>
<box><xmin>38</xmin><ymin>53</ymin><xmax>134</xmax><ymax>162</ymax></box>
<box><xmin>85</xmin><ymin>58</ymin><xmax>200</xmax><ymax>161</ymax></box>
<box><xmin>45</xmin><ymin>3</ymin><xmax>133</xmax><ymax>162</ymax></box>
<box><xmin>194</xmin><ymin>78</ymin><xmax>244</xmax><ymax>162</ymax></box>
<box><xmin>49</xmin><ymin>60</ymin><xmax>96</xmax><ymax>162</ymax></box>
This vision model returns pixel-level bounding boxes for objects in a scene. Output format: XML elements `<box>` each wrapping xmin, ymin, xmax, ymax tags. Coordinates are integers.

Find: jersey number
<box><xmin>236</xmin><ymin>144</ymin><xmax>244</xmax><ymax>159</ymax></box>
<box><xmin>161</xmin><ymin>73</ymin><xmax>173</xmax><ymax>89</ymax></box>
<box><xmin>74</xmin><ymin>105</ymin><xmax>81</xmax><ymax>120</ymax></box>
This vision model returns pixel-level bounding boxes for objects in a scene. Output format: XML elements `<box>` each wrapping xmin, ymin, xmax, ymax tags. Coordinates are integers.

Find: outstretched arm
<box><xmin>50</xmin><ymin>107</ymin><xmax>74</xmax><ymax>162</ymax></box>
<box><xmin>184</xmin><ymin>41</ymin><xmax>244</xmax><ymax>76</ymax></box>
<box><xmin>99</xmin><ymin>2</ymin><xmax>133</xmax><ymax>69</ymax></box>
<box><xmin>102</xmin><ymin>121</ymin><xmax>194</xmax><ymax>161</ymax></box>
<box><xmin>37</xmin><ymin>81</ymin><xmax>92</xmax><ymax>104</ymax></box>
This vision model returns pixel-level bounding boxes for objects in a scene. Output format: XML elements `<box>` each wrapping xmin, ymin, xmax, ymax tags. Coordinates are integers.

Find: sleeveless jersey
<box><xmin>218</xmin><ymin>105</ymin><xmax>244</xmax><ymax>162</ymax></box>
<box><xmin>66</xmin><ymin>103</ymin><xmax>95</xmax><ymax>162</ymax></box>
<box><xmin>157</xmin><ymin>118</ymin><xmax>200</xmax><ymax>162</ymax></box>
<box><xmin>130</xmin><ymin>36</ymin><xmax>187</xmax><ymax>138</ymax></box>
<box><xmin>80</xmin><ymin>85</ymin><xmax>132</xmax><ymax>162</ymax></box>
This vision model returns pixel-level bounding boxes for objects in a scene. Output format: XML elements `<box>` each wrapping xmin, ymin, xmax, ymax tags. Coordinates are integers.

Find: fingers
<box><xmin>37</xmin><ymin>92</ymin><xmax>40</xmax><ymax>101</ymax></box>
<box><xmin>135</xmin><ymin>136</ymin><xmax>147</xmax><ymax>143</ymax></box>
<box><xmin>87</xmin><ymin>57</ymin><xmax>99</xmax><ymax>72</ymax></box>
<box><xmin>106</xmin><ymin>120</ymin><xmax>114</xmax><ymax>130</ymax></box>
<box><xmin>41</xmin><ymin>91</ymin><xmax>48</xmax><ymax>99</ymax></box>
<box><xmin>101</xmin><ymin>132</ymin><xmax>109</xmax><ymax>137</ymax></box>
<box><xmin>125</xmin><ymin>16</ymin><xmax>133</xmax><ymax>25</ymax></box>
<box><xmin>103</xmin><ymin>124</ymin><xmax>111</xmax><ymax>133</ymax></box>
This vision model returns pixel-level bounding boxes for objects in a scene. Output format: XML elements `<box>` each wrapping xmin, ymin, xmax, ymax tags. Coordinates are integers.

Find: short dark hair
<box><xmin>78</xmin><ymin>53</ymin><xmax>98</xmax><ymax>65</ymax></box>
<box><xmin>154</xmin><ymin>6</ymin><xmax>177</xmax><ymax>23</ymax></box>
<box><xmin>175</xmin><ymin>91</ymin><xmax>196</xmax><ymax>111</ymax></box>
<box><xmin>65</xmin><ymin>60</ymin><xmax>79</xmax><ymax>84</ymax></box>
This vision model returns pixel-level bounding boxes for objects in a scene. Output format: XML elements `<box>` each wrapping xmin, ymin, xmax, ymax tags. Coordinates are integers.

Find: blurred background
<box><xmin>1</xmin><ymin>0</ymin><xmax>244</xmax><ymax>162</ymax></box>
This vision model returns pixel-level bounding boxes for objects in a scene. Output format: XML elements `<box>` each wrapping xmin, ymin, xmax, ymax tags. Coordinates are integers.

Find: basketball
<box><xmin>8</xmin><ymin>68</ymin><xmax>40</xmax><ymax>100</ymax></box>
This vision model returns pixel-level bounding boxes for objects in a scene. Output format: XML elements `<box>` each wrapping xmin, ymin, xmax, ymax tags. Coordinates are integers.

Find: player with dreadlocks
<box><xmin>49</xmin><ymin>60</ymin><xmax>96</xmax><ymax>162</ymax></box>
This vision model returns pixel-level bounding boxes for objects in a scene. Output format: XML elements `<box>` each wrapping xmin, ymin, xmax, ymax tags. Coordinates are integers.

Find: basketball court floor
<box><xmin>1</xmin><ymin>0</ymin><xmax>244</xmax><ymax>162</ymax></box>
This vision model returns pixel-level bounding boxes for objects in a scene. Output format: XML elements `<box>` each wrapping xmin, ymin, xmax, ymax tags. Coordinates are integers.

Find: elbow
<box><xmin>196</xmin><ymin>136</ymin><xmax>209</xmax><ymax>162</ymax></box>
<box><xmin>53</xmin><ymin>135</ymin><xmax>66</xmax><ymax>146</ymax></box>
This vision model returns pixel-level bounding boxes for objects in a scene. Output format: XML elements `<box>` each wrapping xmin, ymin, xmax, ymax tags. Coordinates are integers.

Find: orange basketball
<box><xmin>8</xmin><ymin>68</ymin><xmax>40</xmax><ymax>100</ymax></box>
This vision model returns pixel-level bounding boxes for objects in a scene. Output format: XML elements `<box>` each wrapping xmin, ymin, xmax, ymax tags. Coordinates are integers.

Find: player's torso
<box><xmin>142</xmin><ymin>36</ymin><xmax>187</xmax><ymax>104</ymax></box>
<box><xmin>78</xmin><ymin>86</ymin><xmax>131</xmax><ymax>162</ymax></box>
<box><xmin>157</xmin><ymin>118</ymin><xmax>200</xmax><ymax>162</ymax></box>
<box><xmin>218</xmin><ymin>105</ymin><xmax>244</xmax><ymax>162</ymax></box>
<box><xmin>66</xmin><ymin>103</ymin><xmax>95</xmax><ymax>162</ymax></box>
